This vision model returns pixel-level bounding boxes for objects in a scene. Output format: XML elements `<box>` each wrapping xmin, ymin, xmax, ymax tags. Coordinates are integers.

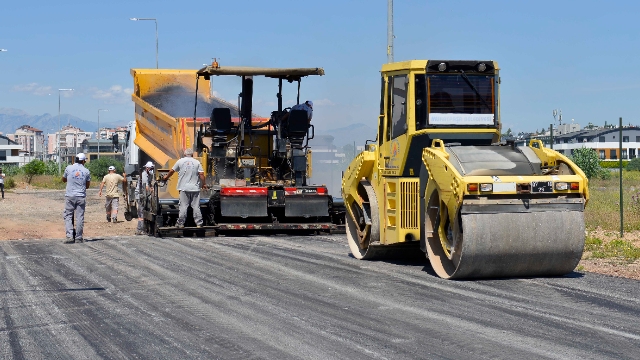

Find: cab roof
<box><xmin>197</xmin><ymin>66</ymin><xmax>324</xmax><ymax>82</ymax></box>
<box><xmin>380</xmin><ymin>60</ymin><xmax>499</xmax><ymax>73</ymax></box>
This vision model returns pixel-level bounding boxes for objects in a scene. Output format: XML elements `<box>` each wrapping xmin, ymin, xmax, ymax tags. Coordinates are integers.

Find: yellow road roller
<box><xmin>341</xmin><ymin>60</ymin><xmax>589</xmax><ymax>279</ymax></box>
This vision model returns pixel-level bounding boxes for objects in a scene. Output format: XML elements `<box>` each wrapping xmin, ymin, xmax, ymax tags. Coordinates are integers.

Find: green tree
<box><xmin>22</xmin><ymin>160</ymin><xmax>47</xmax><ymax>184</ymax></box>
<box><xmin>85</xmin><ymin>157</ymin><xmax>124</xmax><ymax>179</ymax></box>
<box><xmin>570</xmin><ymin>147</ymin><xmax>603</xmax><ymax>179</ymax></box>
<box><xmin>627</xmin><ymin>157</ymin><xmax>640</xmax><ymax>172</ymax></box>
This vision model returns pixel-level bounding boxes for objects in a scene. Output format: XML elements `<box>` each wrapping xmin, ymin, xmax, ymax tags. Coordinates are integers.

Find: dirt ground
<box><xmin>580</xmin><ymin>229</ymin><xmax>640</xmax><ymax>280</ymax></box>
<box><xmin>0</xmin><ymin>188</ymin><xmax>638</xmax><ymax>280</ymax></box>
<box><xmin>0</xmin><ymin>189</ymin><xmax>137</xmax><ymax>240</ymax></box>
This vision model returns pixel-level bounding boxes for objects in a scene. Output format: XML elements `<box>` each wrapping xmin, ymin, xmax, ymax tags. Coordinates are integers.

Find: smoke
<box><xmin>142</xmin><ymin>85</ymin><xmax>240</xmax><ymax>119</ymax></box>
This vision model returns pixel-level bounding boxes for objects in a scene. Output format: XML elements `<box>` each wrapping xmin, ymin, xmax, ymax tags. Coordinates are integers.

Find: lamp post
<box><xmin>58</xmin><ymin>88</ymin><xmax>74</xmax><ymax>174</ymax></box>
<box><xmin>130</xmin><ymin>18</ymin><xmax>158</xmax><ymax>68</ymax></box>
<box><xmin>97</xmin><ymin>109</ymin><xmax>108</xmax><ymax>159</ymax></box>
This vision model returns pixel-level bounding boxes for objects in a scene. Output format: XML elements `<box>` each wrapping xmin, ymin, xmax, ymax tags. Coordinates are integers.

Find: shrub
<box><xmin>5</xmin><ymin>177</ymin><xmax>16</xmax><ymax>189</ymax></box>
<box><xmin>43</xmin><ymin>161</ymin><xmax>61</xmax><ymax>176</ymax></box>
<box><xmin>571</xmin><ymin>147</ymin><xmax>603</xmax><ymax>179</ymax></box>
<box><xmin>600</xmin><ymin>160</ymin><xmax>628</xmax><ymax>169</ymax></box>
<box><xmin>598</xmin><ymin>169</ymin><xmax>612</xmax><ymax>180</ymax></box>
<box><xmin>1</xmin><ymin>164</ymin><xmax>21</xmax><ymax>176</ymax></box>
<box><xmin>85</xmin><ymin>157</ymin><xmax>124</xmax><ymax>179</ymax></box>
<box><xmin>627</xmin><ymin>158</ymin><xmax>640</xmax><ymax>172</ymax></box>
<box><xmin>22</xmin><ymin>160</ymin><xmax>47</xmax><ymax>184</ymax></box>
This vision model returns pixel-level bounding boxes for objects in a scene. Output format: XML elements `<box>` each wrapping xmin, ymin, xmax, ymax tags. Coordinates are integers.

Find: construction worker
<box><xmin>0</xmin><ymin>167</ymin><xmax>5</xmax><ymax>199</ymax></box>
<box><xmin>62</xmin><ymin>153</ymin><xmax>91</xmax><ymax>244</ymax></box>
<box><xmin>161</xmin><ymin>148</ymin><xmax>206</xmax><ymax>228</ymax></box>
<box><xmin>291</xmin><ymin>100</ymin><xmax>313</xmax><ymax>122</ymax></box>
<box><xmin>136</xmin><ymin>161</ymin><xmax>154</xmax><ymax>235</ymax></box>
<box><xmin>99</xmin><ymin>165</ymin><xmax>127</xmax><ymax>223</ymax></box>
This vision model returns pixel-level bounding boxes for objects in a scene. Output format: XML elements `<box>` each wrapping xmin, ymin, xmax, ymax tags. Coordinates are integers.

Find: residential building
<box><xmin>7</xmin><ymin>125</ymin><xmax>46</xmax><ymax>159</ymax></box>
<box><xmin>0</xmin><ymin>135</ymin><xmax>31</xmax><ymax>167</ymax></box>
<box><xmin>46</xmin><ymin>125</ymin><xmax>93</xmax><ymax>162</ymax></box>
<box><xmin>517</xmin><ymin>126</ymin><xmax>640</xmax><ymax>160</ymax></box>
<box><xmin>81</xmin><ymin>139</ymin><xmax>126</xmax><ymax>161</ymax></box>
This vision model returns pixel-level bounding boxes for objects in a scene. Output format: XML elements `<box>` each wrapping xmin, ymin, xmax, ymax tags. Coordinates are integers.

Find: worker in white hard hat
<box><xmin>136</xmin><ymin>161</ymin><xmax>154</xmax><ymax>235</ymax></box>
<box><xmin>62</xmin><ymin>153</ymin><xmax>91</xmax><ymax>243</ymax></box>
<box><xmin>99</xmin><ymin>165</ymin><xmax>127</xmax><ymax>223</ymax></box>
<box><xmin>161</xmin><ymin>148</ymin><xmax>207</xmax><ymax>228</ymax></box>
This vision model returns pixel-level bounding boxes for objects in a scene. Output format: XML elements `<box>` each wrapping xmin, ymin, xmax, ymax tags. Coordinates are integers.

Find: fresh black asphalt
<box><xmin>1</xmin><ymin>234</ymin><xmax>639</xmax><ymax>359</ymax></box>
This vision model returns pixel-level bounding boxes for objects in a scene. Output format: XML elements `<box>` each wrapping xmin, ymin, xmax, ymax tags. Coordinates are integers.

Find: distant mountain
<box><xmin>312</xmin><ymin>122</ymin><xmax>377</xmax><ymax>149</ymax></box>
<box><xmin>0</xmin><ymin>108</ymin><xmax>125</xmax><ymax>135</ymax></box>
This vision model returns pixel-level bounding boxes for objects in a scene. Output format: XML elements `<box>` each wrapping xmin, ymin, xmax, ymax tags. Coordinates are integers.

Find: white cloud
<box><xmin>313</xmin><ymin>98</ymin><xmax>335</xmax><ymax>106</ymax></box>
<box><xmin>90</xmin><ymin>85</ymin><xmax>133</xmax><ymax>103</ymax></box>
<box><xmin>12</xmin><ymin>83</ymin><xmax>53</xmax><ymax>96</ymax></box>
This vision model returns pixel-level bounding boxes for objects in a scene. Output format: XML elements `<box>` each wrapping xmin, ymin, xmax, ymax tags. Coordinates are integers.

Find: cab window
<box><xmin>388</xmin><ymin>75</ymin><xmax>407</xmax><ymax>139</ymax></box>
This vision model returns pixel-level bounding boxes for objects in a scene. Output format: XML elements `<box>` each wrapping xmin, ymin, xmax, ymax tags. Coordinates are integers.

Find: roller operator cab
<box><xmin>342</xmin><ymin>60</ymin><xmax>590</xmax><ymax>279</ymax></box>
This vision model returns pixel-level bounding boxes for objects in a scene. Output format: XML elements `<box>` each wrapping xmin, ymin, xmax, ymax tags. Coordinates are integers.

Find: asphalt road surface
<box><xmin>1</xmin><ymin>234</ymin><xmax>639</xmax><ymax>359</ymax></box>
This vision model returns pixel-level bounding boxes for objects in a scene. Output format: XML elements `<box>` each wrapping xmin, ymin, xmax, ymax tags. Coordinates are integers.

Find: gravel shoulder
<box><xmin>0</xmin><ymin>189</ymin><xmax>137</xmax><ymax>240</ymax></box>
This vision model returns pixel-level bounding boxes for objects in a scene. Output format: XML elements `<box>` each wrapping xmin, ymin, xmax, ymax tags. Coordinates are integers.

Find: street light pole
<box><xmin>130</xmin><ymin>18</ymin><xmax>158</xmax><ymax>68</ymax></box>
<box><xmin>387</xmin><ymin>0</ymin><xmax>393</xmax><ymax>63</ymax></box>
<box><xmin>58</xmin><ymin>89</ymin><xmax>74</xmax><ymax>174</ymax></box>
<box><xmin>97</xmin><ymin>109</ymin><xmax>108</xmax><ymax>159</ymax></box>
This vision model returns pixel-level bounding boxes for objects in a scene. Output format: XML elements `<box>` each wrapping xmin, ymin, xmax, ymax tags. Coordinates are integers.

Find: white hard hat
<box><xmin>76</xmin><ymin>153</ymin><xmax>86</xmax><ymax>161</ymax></box>
<box><xmin>108</xmin><ymin>166</ymin><xmax>116</xmax><ymax>171</ymax></box>
<box><xmin>144</xmin><ymin>161</ymin><xmax>154</xmax><ymax>168</ymax></box>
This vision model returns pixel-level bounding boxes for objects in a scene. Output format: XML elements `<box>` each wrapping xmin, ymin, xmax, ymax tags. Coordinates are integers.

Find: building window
<box><xmin>622</xmin><ymin>149</ymin><xmax>628</xmax><ymax>159</ymax></box>
<box><xmin>630</xmin><ymin>149</ymin><xmax>636</xmax><ymax>159</ymax></box>
<box><xmin>599</xmin><ymin>150</ymin><xmax>606</xmax><ymax>159</ymax></box>
<box><xmin>623</xmin><ymin>136</ymin><xmax>629</xmax><ymax>142</ymax></box>
<box><xmin>0</xmin><ymin>150</ymin><xmax>6</xmax><ymax>161</ymax></box>
<box><xmin>636</xmin><ymin>136</ymin><xmax>640</xmax><ymax>142</ymax></box>
<box><xmin>610</xmin><ymin>149</ymin><xmax>617</xmax><ymax>160</ymax></box>
<box><xmin>599</xmin><ymin>136</ymin><xmax>605</xmax><ymax>142</ymax></box>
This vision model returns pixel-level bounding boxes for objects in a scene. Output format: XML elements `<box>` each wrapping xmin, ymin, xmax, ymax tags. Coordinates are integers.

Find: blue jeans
<box><xmin>64</xmin><ymin>196</ymin><xmax>86</xmax><ymax>240</ymax></box>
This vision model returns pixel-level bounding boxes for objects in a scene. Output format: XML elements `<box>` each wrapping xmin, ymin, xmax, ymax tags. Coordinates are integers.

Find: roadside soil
<box><xmin>580</xmin><ymin>229</ymin><xmax>640</xmax><ymax>280</ymax></box>
<box><xmin>0</xmin><ymin>188</ymin><xmax>638</xmax><ymax>280</ymax></box>
<box><xmin>0</xmin><ymin>188</ymin><xmax>137</xmax><ymax>240</ymax></box>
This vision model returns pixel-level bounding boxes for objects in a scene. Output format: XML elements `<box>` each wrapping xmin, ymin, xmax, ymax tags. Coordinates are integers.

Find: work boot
<box><xmin>176</xmin><ymin>223</ymin><xmax>184</xmax><ymax>228</ymax></box>
<box><xmin>106</xmin><ymin>215</ymin><xmax>111</xmax><ymax>222</ymax></box>
<box><xmin>135</xmin><ymin>230</ymin><xmax>146</xmax><ymax>235</ymax></box>
<box><xmin>75</xmin><ymin>238</ymin><xmax>84</xmax><ymax>243</ymax></box>
<box><xmin>112</xmin><ymin>217</ymin><xmax>118</xmax><ymax>223</ymax></box>
<box><xmin>63</xmin><ymin>238</ymin><xmax>75</xmax><ymax>244</ymax></box>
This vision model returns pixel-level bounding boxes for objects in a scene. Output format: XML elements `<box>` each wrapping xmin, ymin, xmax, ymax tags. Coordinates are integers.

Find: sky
<box><xmin>1</xmin><ymin>0</ymin><xmax>640</xmax><ymax>134</ymax></box>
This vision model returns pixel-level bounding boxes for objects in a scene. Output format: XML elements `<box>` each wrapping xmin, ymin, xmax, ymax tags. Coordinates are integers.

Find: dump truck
<box><xmin>127</xmin><ymin>64</ymin><xmax>341</xmax><ymax>236</ymax></box>
<box><xmin>342</xmin><ymin>60</ymin><xmax>589</xmax><ymax>279</ymax></box>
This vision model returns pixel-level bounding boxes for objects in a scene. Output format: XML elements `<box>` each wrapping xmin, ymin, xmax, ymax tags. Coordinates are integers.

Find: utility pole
<box><xmin>387</xmin><ymin>0</ymin><xmax>394</xmax><ymax>63</ymax></box>
<box><xmin>619</xmin><ymin>117</ymin><xmax>624</xmax><ymax>238</ymax></box>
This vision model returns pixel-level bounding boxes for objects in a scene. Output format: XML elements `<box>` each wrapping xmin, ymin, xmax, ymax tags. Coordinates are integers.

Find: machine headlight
<box><xmin>438</xmin><ymin>62</ymin><xmax>447</xmax><ymax>71</ymax></box>
<box><xmin>477</xmin><ymin>63</ymin><xmax>487</xmax><ymax>72</ymax></box>
<box><xmin>480</xmin><ymin>183</ymin><xmax>493</xmax><ymax>192</ymax></box>
<box><xmin>554</xmin><ymin>182</ymin><xmax>568</xmax><ymax>191</ymax></box>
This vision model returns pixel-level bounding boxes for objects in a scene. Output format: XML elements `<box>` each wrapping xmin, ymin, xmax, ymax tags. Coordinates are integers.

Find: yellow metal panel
<box><xmin>400</xmin><ymin>179</ymin><xmax>419</xmax><ymax>230</ymax></box>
